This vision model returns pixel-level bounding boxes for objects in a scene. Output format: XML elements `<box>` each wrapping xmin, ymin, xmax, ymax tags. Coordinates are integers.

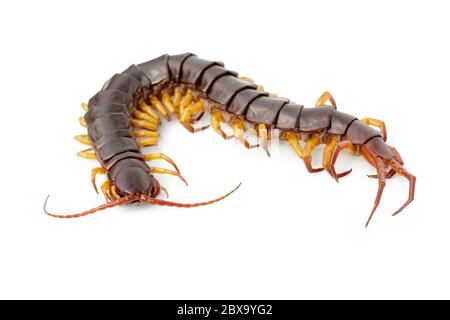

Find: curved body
<box><xmin>46</xmin><ymin>53</ymin><xmax>415</xmax><ymax>226</ymax></box>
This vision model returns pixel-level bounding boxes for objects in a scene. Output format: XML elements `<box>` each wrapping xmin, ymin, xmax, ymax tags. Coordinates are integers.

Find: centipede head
<box><xmin>113</xmin><ymin>167</ymin><xmax>159</xmax><ymax>198</ymax></box>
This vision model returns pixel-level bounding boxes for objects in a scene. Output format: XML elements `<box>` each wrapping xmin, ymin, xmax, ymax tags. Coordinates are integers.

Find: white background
<box><xmin>0</xmin><ymin>0</ymin><xmax>448</xmax><ymax>299</ymax></box>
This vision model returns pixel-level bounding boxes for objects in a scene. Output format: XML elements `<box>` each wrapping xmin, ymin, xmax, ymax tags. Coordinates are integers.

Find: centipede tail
<box><xmin>47</xmin><ymin>53</ymin><xmax>415</xmax><ymax>227</ymax></box>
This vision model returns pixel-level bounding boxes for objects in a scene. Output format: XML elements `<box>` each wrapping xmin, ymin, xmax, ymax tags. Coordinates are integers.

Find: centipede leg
<box><xmin>323</xmin><ymin>136</ymin><xmax>352</xmax><ymax>181</ymax></box>
<box><xmin>180</xmin><ymin>100</ymin><xmax>209</xmax><ymax>133</ymax></box>
<box><xmin>181</xmin><ymin>121</ymin><xmax>210</xmax><ymax>133</ymax></box>
<box><xmin>137</xmin><ymin>137</ymin><xmax>159</xmax><ymax>148</ymax></box>
<box><xmin>131</xmin><ymin>118</ymin><xmax>158</xmax><ymax>131</ymax></box>
<box><xmin>101</xmin><ymin>180</ymin><xmax>112</xmax><ymax>202</ymax></box>
<box><xmin>211</xmin><ymin>110</ymin><xmax>233</xmax><ymax>140</ymax></box>
<box><xmin>190</xmin><ymin>111</ymin><xmax>205</xmax><ymax>123</ymax></box>
<box><xmin>327</xmin><ymin>140</ymin><xmax>355</xmax><ymax>182</ymax></box>
<box><xmin>138</xmin><ymin>100</ymin><xmax>160</xmax><ymax>122</ymax></box>
<box><xmin>179</xmin><ymin>90</ymin><xmax>193</xmax><ymax>116</ymax></box>
<box><xmin>150</xmin><ymin>96</ymin><xmax>171</xmax><ymax>121</ymax></box>
<box><xmin>110</xmin><ymin>184</ymin><xmax>121</xmax><ymax>200</ymax></box>
<box><xmin>232</xmin><ymin>119</ymin><xmax>259</xmax><ymax>149</ymax></box>
<box><xmin>389</xmin><ymin>159</ymin><xmax>416</xmax><ymax>216</ymax></box>
<box><xmin>81</xmin><ymin>102</ymin><xmax>88</xmax><ymax>111</ymax></box>
<box><xmin>79</xmin><ymin>116</ymin><xmax>87</xmax><ymax>128</ymax></box>
<box><xmin>365</xmin><ymin>157</ymin><xmax>387</xmax><ymax>227</ymax></box>
<box><xmin>74</xmin><ymin>135</ymin><xmax>91</xmax><ymax>146</ymax></box>
<box><xmin>257</xmin><ymin>124</ymin><xmax>270</xmax><ymax>157</ymax></box>
<box><xmin>91</xmin><ymin>167</ymin><xmax>106</xmax><ymax>194</ymax></box>
<box><xmin>144</xmin><ymin>153</ymin><xmax>181</xmax><ymax>174</ymax></box>
<box><xmin>315</xmin><ymin>91</ymin><xmax>337</xmax><ymax>109</ymax></box>
<box><xmin>361</xmin><ymin>118</ymin><xmax>388</xmax><ymax>141</ymax></box>
<box><xmin>132</xmin><ymin>110</ymin><xmax>159</xmax><ymax>126</ymax></box>
<box><xmin>172</xmin><ymin>88</ymin><xmax>183</xmax><ymax>114</ymax></box>
<box><xmin>161</xmin><ymin>91</ymin><xmax>176</xmax><ymax>114</ymax></box>
<box><xmin>239</xmin><ymin>76</ymin><xmax>254</xmax><ymax>83</ymax></box>
<box><xmin>133</xmin><ymin>130</ymin><xmax>159</xmax><ymax>138</ymax></box>
<box><xmin>150</xmin><ymin>167</ymin><xmax>188</xmax><ymax>186</ymax></box>
<box><xmin>286</xmin><ymin>132</ymin><xmax>323</xmax><ymax>173</ymax></box>
<box><xmin>77</xmin><ymin>148</ymin><xmax>97</xmax><ymax>160</ymax></box>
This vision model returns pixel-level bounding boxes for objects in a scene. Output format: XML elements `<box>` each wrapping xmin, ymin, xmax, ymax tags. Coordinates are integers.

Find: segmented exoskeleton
<box><xmin>45</xmin><ymin>53</ymin><xmax>416</xmax><ymax>226</ymax></box>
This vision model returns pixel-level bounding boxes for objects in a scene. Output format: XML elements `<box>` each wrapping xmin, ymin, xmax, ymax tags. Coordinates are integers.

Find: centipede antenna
<box><xmin>44</xmin><ymin>194</ymin><xmax>137</xmax><ymax>219</ymax></box>
<box><xmin>139</xmin><ymin>183</ymin><xmax>241</xmax><ymax>208</ymax></box>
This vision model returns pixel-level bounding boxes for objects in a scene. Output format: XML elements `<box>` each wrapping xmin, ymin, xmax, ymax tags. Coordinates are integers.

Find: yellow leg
<box><xmin>79</xmin><ymin>116</ymin><xmax>87</xmax><ymax>128</ymax></box>
<box><xmin>180</xmin><ymin>121</ymin><xmax>210</xmax><ymax>133</ymax></box>
<box><xmin>101</xmin><ymin>180</ymin><xmax>112</xmax><ymax>202</ymax></box>
<box><xmin>239</xmin><ymin>76</ymin><xmax>254</xmax><ymax>83</ymax></box>
<box><xmin>328</xmin><ymin>140</ymin><xmax>357</xmax><ymax>182</ymax></box>
<box><xmin>162</xmin><ymin>91</ymin><xmax>176</xmax><ymax>113</ymax></box>
<box><xmin>150</xmin><ymin>167</ymin><xmax>188</xmax><ymax>185</ymax></box>
<box><xmin>268</xmin><ymin>93</ymin><xmax>278</xmax><ymax>97</ymax></box>
<box><xmin>131</xmin><ymin>119</ymin><xmax>158</xmax><ymax>131</ymax></box>
<box><xmin>361</xmin><ymin>118</ymin><xmax>387</xmax><ymax>141</ymax></box>
<box><xmin>138</xmin><ymin>100</ymin><xmax>160</xmax><ymax>121</ymax></box>
<box><xmin>179</xmin><ymin>99</ymin><xmax>209</xmax><ymax>133</ymax></box>
<box><xmin>132</xmin><ymin>110</ymin><xmax>159</xmax><ymax>125</ymax></box>
<box><xmin>180</xmin><ymin>100</ymin><xmax>204</xmax><ymax>123</ymax></box>
<box><xmin>137</xmin><ymin>137</ymin><xmax>158</xmax><ymax>148</ymax></box>
<box><xmin>322</xmin><ymin>136</ymin><xmax>352</xmax><ymax>181</ymax></box>
<box><xmin>110</xmin><ymin>185</ymin><xmax>121</xmax><ymax>200</ymax></box>
<box><xmin>287</xmin><ymin>132</ymin><xmax>323</xmax><ymax>173</ymax></box>
<box><xmin>257</xmin><ymin>85</ymin><xmax>265</xmax><ymax>91</ymax></box>
<box><xmin>81</xmin><ymin>102</ymin><xmax>88</xmax><ymax>111</ymax></box>
<box><xmin>173</xmin><ymin>88</ymin><xmax>183</xmax><ymax>112</ymax></box>
<box><xmin>211</xmin><ymin>110</ymin><xmax>233</xmax><ymax>140</ymax></box>
<box><xmin>232</xmin><ymin>119</ymin><xmax>259</xmax><ymax>149</ymax></box>
<box><xmin>179</xmin><ymin>91</ymin><xmax>193</xmax><ymax>116</ymax></box>
<box><xmin>315</xmin><ymin>91</ymin><xmax>337</xmax><ymax>110</ymax></box>
<box><xmin>74</xmin><ymin>135</ymin><xmax>91</xmax><ymax>146</ymax></box>
<box><xmin>143</xmin><ymin>153</ymin><xmax>181</xmax><ymax>174</ymax></box>
<box><xmin>150</xmin><ymin>96</ymin><xmax>170</xmax><ymax>121</ymax></box>
<box><xmin>91</xmin><ymin>167</ymin><xmax>106</xmax><ymax>194</ymax></box>
<box><xmin>133</xmin><ymin>130</ymin><xmax>159</xmax><ymax>138</ymax></box>
<box><xmin>77</xmin><ymin>148</ymin><xmax>96</xmax><ymax>160</ymax></box>
<box><xmin>257</xmin><ymin>123</ymin><xmax>270</xmax><ymax>156</ymax></box>
<box><xmin>323</xmin><ymin>136</ymin><xmax>339</xmax><ymax>169</ymax></box>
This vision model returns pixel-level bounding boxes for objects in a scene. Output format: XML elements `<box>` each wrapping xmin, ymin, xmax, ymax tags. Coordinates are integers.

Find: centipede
<box><xmin>44</xmin><ymin>53</ymin><xmax>416</xmax><ymax>227</ymax></box>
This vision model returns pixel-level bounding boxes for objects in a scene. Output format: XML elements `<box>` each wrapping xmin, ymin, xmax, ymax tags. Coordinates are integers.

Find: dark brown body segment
<box><xmin>363</xmin><ymin>137</ymin><xmax>394</xmax><ymax>159</ymax></box>
<box><xmin>345</xmin><ymin>120</ymin><xmax>381</xmax><ymax>144</ymax></box>
<box><xmin>137</xmin><ymin>54</ymin><xmax>170</xmax><ymax>85</ymax></box>
<box><xmin>168</xmin><ymin>53</ymin><xmax>195</xmax><ymax>81</ymax></box>
<box><xmin>276</xmin><ymin>103</ymin><xmax>303</xmax><ymax>130</ymax></box>
<box><xmin>328</xmin><ymin>110</ymin><xmax>357</xmax><ymax>135</ymax></box>
<box><xmin>102</xmin><ymin>73</ymin><xmax>142</xmax><ymax>93</ymax></box>
<box><xmin>227</xmin><ymin>88</ymin><xmax>269</xmax><ymax>115</ymax></box>
<box><xmin>122</xmin><ymin>65</ymin><xmax>152</xmax><ymax>87</ymax></box>
<box><xmin>198</xmin><ymin>65</ymin><xmax>238</xmax><ymax>93</ymax></box>
<box><xmin>245</xmin><ymin>96</ymin><xmax>289</xmax><ymax>125</ymax></box>
<box><xmin>208</xmin><ymin>75</ymin><xmax>257</xmax><ymax>106</ymax></box>
<box><xmin>298</xmin><ymin>106</ymin><xmax>333</xmax><ymax>132</ymax></box>
<box><xmin>89</xmin><ymin>89</ymin><xmax>135</xmax><ymax>109</ymax></box>
<box><xmin>180</xmin><ymin>56</ymin><xmax>223</xmax><ymax>84</ymax></box>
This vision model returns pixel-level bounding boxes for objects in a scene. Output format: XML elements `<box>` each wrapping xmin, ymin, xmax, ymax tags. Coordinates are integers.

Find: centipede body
<box><xmin>45</xmin><ymin>53</ymin><xmax>416</xmax><ymax>227</ymax></box>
